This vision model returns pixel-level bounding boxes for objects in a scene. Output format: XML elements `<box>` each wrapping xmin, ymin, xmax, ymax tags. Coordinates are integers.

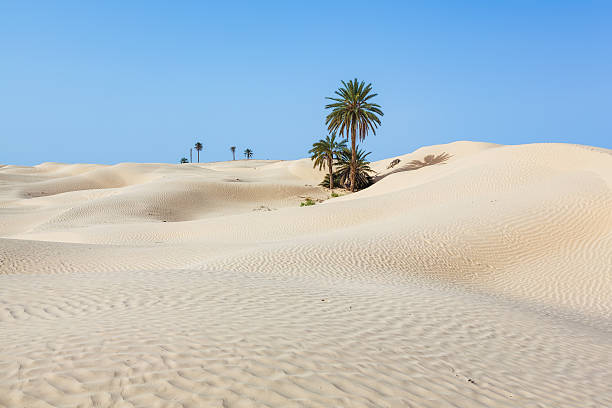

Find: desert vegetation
<box><xmin>320</xmin><ymin>147</ymin><xmax>374</xmax><ymax>190</ymax></box>
<box><xmin>309</xmin><ymin>133</ymin><xmax>347</xmax><ymax>190</ymax></box>
<box><xmin>300</xmin><ymin>198</ymin><xmax>316</xmax><ymax>207</ymax></box>
<box><xmin>325</xmin><ymin>79</ymin><xmax>383</xmax><ymax>192</ymax></box>
<box><xmin>194</xmin><ymin>142</ymin><xmax>203</xmax><ymax>163</ymax></box>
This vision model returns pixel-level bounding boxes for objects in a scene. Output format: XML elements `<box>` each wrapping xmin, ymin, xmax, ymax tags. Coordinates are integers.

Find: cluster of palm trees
<box><xmin>310</xmin><ymin>79</ymin><xmax>383</xmax><ymax>192</ymax></box>
<box><xmin>179</xmin><ymin>141</ymin><xmax>205</xmax><ymax>164</ymax></box>
<box><xmin>180</xmin><ymin>143</ymin><xmax>254</xmax><ymax>163</ymax></box>
<box><xmin>232</xmin><ymin>146</ymin><xmax>254</xmax><ymax>160</ymax></box>
<box><xmin>179</xmin><ymin>78</ymin><xmax>383</xmax><ymax>173</ymax></box>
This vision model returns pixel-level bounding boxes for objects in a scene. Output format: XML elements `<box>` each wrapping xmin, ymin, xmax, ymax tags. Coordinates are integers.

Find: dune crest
<box><xmin>1</xmin><ymin>141</ymin><xmax>611</xmax><ymax>407</ymax></box>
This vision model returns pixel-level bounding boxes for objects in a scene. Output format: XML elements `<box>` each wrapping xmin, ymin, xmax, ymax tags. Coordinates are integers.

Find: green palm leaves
<box><xmin>336</xmin><ymin>147</ymin><xmax>373</xmax><ymax>189</ymax></box>
<box><xmin>194</xmin><ymin>142</ymin><xmax>203</xmax><ymax>163</ymax></box>
<box><xmin>244</xmin><ymin>148</ymin><xmax>253</xmax><ymax>159</ymax></box>
<box><xmin>325</xmin><ymin>79</ymin><xmax>383</xmax><ymax>191</ymax></box>
<box><xmin>308</xmin><ymin>133</ymin><xmax>347</xmax><ymax>189</ymax></box>
<box><xmin>321</xmin><ymin>147</ymin><xmax>373</xmax><ymax>190</ymax></box>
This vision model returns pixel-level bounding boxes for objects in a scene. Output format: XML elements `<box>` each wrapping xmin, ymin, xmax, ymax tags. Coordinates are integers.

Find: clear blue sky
<box><xmin>1</xmin><ymin>1</ymin><xmax>610</xmax><ymax>165</ymax></box>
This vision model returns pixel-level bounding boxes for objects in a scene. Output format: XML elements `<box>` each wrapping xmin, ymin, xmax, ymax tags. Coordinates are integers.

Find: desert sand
<box><xmin>1</xmin><ymin>141</ymin><xmax>611</xmax><ymax>407</ymax></box>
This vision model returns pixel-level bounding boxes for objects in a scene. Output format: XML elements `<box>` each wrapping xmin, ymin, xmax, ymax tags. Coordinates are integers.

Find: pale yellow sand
<box><xmin>1</xmin><ymin>141</ymin><xmax>611</xmax><ymax>407</ymax></box>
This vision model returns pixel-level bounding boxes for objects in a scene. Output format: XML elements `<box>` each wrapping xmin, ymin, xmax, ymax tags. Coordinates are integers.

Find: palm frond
<box><xmin>331</xmin><ymin>146</ymin><xmax>374</xmax><ymax>190</ymax></box>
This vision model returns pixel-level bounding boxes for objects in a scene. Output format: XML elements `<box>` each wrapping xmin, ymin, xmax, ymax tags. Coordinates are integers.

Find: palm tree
<box><xmin>325</xmin><ymin>79</ymin><xmax>383</xmax><ymax>192</ymax></box>
<box><xmin>244</xmin><ymin>148</ymin><xmax>253</xmax><ymax>159</ymax></box>
<box><xmin>321</xmin><ymin>147</ymin><xmax>373</xmax><ymax>190</ymax></box>
<box><xmin>180</xmin><ymin>157</ymin><xmax>189</xmax><ymax>164</ymax></box>
<box><xmin>194</xmin><ymin>142</ymin><xmax>203</xmax><ymax>163</ymax></box>
<box><xmin>230</xmin><ymin>146</ymin><xmax>236</xmax><ymax>160</ymax></box>
<box><xmin>308</xmin><ymin>133</ymin><xmax>347</xmax><ymax>189</ymax></box>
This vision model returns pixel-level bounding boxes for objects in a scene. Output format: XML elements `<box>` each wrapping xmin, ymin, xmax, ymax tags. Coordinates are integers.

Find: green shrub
<box><xmin>300</xmin><ymin>198</ymin><xmax>316</xmax><ymax>207</ymax></box>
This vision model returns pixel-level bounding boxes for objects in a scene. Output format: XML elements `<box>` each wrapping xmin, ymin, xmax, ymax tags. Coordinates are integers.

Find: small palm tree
<box><xmin>325</xmin><ymin>79</ymin><xmax>383</xmax><ymax>192</ymax></box>
<box><xmin>230</xmin><ymin>146</ymin><xmax>236</xmax><ymax>160</ymax></box>
<box><xmin>244</xmin><ymin>148</ymin><xmax>253</xmax><ymax>159</ymax></box>
<box><xmin>322</xmin><ymin>147</ymin><xmax>373</xmax><ymax>190</ymax></box>
<box><xmin>194</xmin><ymin>142</ymin><xmax>203</xmax><ymax>163</ymax></box>
<box><xmin>180</xmin><ymin>157</ymin><xmax>189</xmax><ymax>164</ymax></box>
<box><xmin>308</xmin><ymin>133</ymin><xmax>347</xmax><ymax>189</ymax></box>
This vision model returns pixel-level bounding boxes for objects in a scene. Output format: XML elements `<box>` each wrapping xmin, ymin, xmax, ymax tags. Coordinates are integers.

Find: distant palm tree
<box><xmin>308</xmin><ymin>133</ymin><xmax>347</xmax><ymax>189</ymax></box>
<box><xmin>243</xmin><ymin>148</ymin><xmax>253</xmax><ymax>159</ymax></box>
<box><xmin>325</xmin><ymin>79</ymin><xmax>383</xmax><ymax>192</ymax></box>
<box><xmin>194</xmin><ymin>142</ymin><xmax>203</xmax><ymax>163</ymax></box>
<box><xmin>230</xmin><ymin>146</ymin><xmax>236</xmax><ymax>160</ymax></box>
<box><xmin>321</xmin><ymin>147</ymin><xmax>373</xmax><ymax>190</ymax></box>
<box><xmin>180</xmin><ymin>157</ymin><xmax>189</xmax><ymax>164</ymax></box>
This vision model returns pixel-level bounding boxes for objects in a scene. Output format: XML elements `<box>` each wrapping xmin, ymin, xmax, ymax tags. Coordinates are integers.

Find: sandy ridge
<box><xmin>1</xmin><ymin>141</ymin><xmax>611</xmax><ymax>407</ymax></box>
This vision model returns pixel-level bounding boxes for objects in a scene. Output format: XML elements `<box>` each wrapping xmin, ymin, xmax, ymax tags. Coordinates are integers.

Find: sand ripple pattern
<box><xmin>1</xmin><ymin>142</ymin><xmax>611</xmax><ymax>407</ymax></box>
<box><xmin>1</xmin><ymin>270</ymin><xmax>611</xmax><ymax>408</ymax></box>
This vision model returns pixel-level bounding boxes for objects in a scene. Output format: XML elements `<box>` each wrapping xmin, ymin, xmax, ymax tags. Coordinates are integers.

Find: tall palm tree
<box><xmin>325</xmin><ymin>79</ymin><xmax>383</xmax><ymax>192</ymax></box>
<box><xmin>230</xmin><ymin>146</ymin><xmax>236</xmax><ymax>160</ymax></box>
<box><xmin>244</xmin><ymin>148</ymin><xmax>253</xmax><ymax>159</ymax></box>
<box><xmin>308</xmin><ymin>133</ymin><xmax>347</xmax><ymax>189</ymax></box>
<box><xmin>194</xmin><ymin>142</ymin><xmax>203</xmax><ymax>163</ymax></box>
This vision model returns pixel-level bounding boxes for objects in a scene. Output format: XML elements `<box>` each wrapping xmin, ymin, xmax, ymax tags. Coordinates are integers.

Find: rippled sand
<box><xmin>1</xmin><ymin>141</ymin><xmax>611</xmax><ymax>407</ymax></box>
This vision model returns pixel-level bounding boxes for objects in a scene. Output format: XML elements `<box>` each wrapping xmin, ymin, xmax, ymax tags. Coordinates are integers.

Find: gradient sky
<box><xmin>1</xmin><ymin>1</ymin><xmax>610</xmax><ymax>165</ymax></box>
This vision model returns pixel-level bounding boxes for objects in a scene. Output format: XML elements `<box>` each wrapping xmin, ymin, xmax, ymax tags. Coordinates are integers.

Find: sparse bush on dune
<box><xmin>300</xmin><ymin>198</ymin><xmax>316</xmax><ymax>207</ymax></box>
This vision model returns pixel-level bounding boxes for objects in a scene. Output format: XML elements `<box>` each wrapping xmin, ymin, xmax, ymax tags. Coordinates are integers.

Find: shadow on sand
<box><xmin>373</xmin><ymin>152</ymin><xmax>452</xmax><ymax>183</ymax></box>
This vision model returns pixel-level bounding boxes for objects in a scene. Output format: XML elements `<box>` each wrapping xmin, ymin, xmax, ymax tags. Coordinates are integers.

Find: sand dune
<box><xmin>1</xmin><ymin>141</ymin><xmax>611</xmax><ymax>407</ymax></box>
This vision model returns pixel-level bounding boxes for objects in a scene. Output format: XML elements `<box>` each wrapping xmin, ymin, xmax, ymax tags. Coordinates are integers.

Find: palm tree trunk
<box><xmin>232</xmin><ymin>151</ymin><xmax>235</xmax><ymax>160</ymax></box>
<box><xmin>197</xmin><ymin>151</ymin><xmax>200</xmax><ymax>163</ymax></box>
<box><xmin>350</xmin><ymin>128</ymin><xmax>356</xmax><ymax>192</ymax></box>
<box><xmin>328</xmin><ymin>155</ymin><xmax>334</xmax><ymax>190</ymax></box>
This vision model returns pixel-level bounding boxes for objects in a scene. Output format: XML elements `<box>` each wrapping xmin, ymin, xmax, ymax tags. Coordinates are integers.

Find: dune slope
<box><xmin>1</xmin><ymin>141</ymin><xmax>611</xmax><ymax>407</ymax></box>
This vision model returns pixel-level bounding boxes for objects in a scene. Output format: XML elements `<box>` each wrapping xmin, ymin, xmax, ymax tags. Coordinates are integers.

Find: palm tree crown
<box><xmin>321</xmin><ymin>146</ymin><xmax>374</xmax><ymax>190</ymax></box>
<box><xmin>325</xmin><ymin>79</ymin><xmax>383</xmax><ymax>191</ymax></box>
<box><xmin>244</xmin><ymin>148</ymin><xmax>253</xmax><ymax>159</ymax></box>
<box><xmin>194</xmin><ymin>142</ymin><xmax>203</xmax><ymax>163</ymax></box>
<box><xmin>308</xmin><ymin>133</ymin><xmax>347</xmax><ymax>189</ymax></box>
<box><xmin>336</xmin><ymin>147</ymin><xmax>374</xmax><ymax>190</ymax></box>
